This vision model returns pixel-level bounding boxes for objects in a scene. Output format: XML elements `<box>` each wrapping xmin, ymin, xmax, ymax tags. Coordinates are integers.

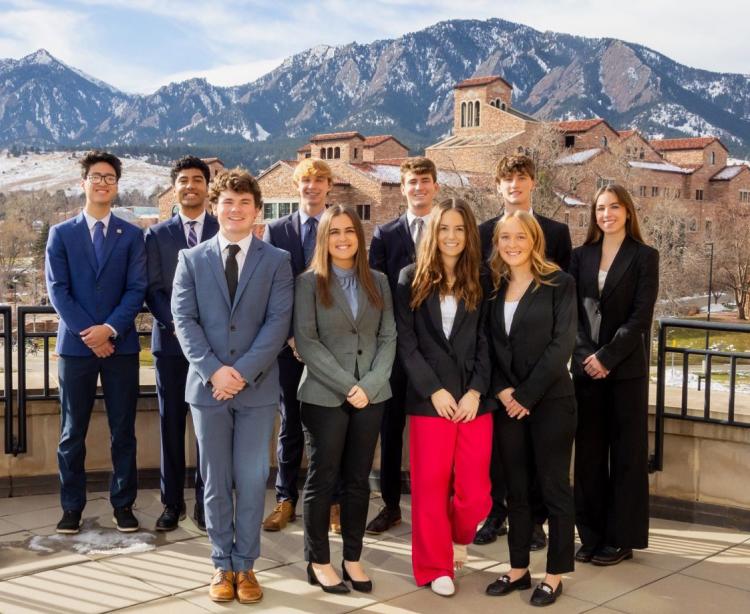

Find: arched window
<box><xmin>710</xmin><ymin>151</ymin><xmax>716</xmax><ymax>165</ymax></box>
<box><xmin>334</xmin><ymin>147</ymin><xmax>340</xmax><ymax>159</ymax></box>
<box><xmin>320</xmin><ymin>148</ymin><xmax>326</xmax><ymax>159</ymax></box>
<box><xmin>601</xmin><ymin>136</ymin><xmax>608</xmax><ymax>147</ymax></box>
<box><xmin>467</xmin><ymin>101</ymin><xmax>473</xmax><ymax>127</ymax></box>
<box><xmin>461</xmin><ymin>102</ymin><xmax>466</xmax><ymax>127</ymax></box>
<box><xmin>475</xmin><ymin>101</ymin><xmax>480</xmax><ymax>126</ymax></box>
<box><xmin>500</xmin><ymin>101</ymin><xmax>506</xmax><ymax>110</ymax></box>
<box><xmin>327</xmin><ymin>147</ymin><xmax>333</xmax><ymax>159</ymax></box>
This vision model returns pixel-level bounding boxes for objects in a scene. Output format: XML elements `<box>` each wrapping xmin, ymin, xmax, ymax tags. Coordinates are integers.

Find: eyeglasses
<box><xmin>87</xmin><ymin>174</ymin><xmax>118</xmax><ymax>185</ymax></box>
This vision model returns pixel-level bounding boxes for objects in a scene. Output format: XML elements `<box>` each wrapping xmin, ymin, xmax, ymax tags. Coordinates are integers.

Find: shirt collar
<box><xmin>83</xmin><ymin>210</ymin><xmax>112</xmax><ymax>230</ymax></box>
<box><xmin>179</xmin><ymin>210</ymin><xmax>207</xmax><ymax>227</ymax></box>
<box><xmin>406</xmin><ymin>210</ymin><xmax>430</xmax><ymax>228</ymax></box>
<box><xmin>299</xmin><ymin>208</ymin><xmax>324</xmax><ymax>226</ymax></box>
<box><xmin>218</xmin><ymin>231</ymin><xmax>253</xmax><ymax>255</ymax></box>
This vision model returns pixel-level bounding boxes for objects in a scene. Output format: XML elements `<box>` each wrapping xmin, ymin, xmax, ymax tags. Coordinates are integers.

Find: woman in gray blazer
<box><xmin>294</xmin><ymin>205</ymin><xmax>397</xmax><ymax>594</ymax></box>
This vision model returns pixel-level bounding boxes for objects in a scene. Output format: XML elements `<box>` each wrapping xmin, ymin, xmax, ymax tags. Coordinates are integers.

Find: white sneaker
<box><xmin>431</xmin><ymin>575</ymin><xmax>455</xmax><ymax>596</ymax></box>
<box><xmin>453</xmin><ymin>543</ymin><xmax>467</xmax><ymax>569</ymax></box>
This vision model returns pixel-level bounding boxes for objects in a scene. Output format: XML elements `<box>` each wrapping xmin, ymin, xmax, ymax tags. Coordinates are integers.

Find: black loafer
<box><xmin>155</xmin><ymin>503</ymin><xmax>186</xmax><ymax>531</ymax></box>
<box><xmin>592</xmin><ymin>546</ymin><xmax>633</xmax><ymax>566</ymax></box>
<box><xmin>365</xmin><ymin>506</ymin><xmax>401</xmax><ymax>535</ymax></box>
<box><xmin>575</xmin><ymin>544</ymin><xmax>597</xmax><ymax>563</ymax></box>
<box><xmin>486</xmin><ymin>570</ymin><xmax>532</xmax><ymax>596</ymax></box>
<box><xmin>193</xmin><ymin>502</ymin><xmax>206</xmax><ymax>532</ymax></box>
<box><xmin>473</xmin><ymin>515</ymin><xmax>508</xmax><ymax>545</ymax></box>
<box><xmin>530</xmin><ymin>581</ymin><xmax>562</xmax><ymax>606</ymax></box>
<box><xmin>530</xmin><ymin>524</ymin><xmax>547</xmax><ymax>551</ymax></box>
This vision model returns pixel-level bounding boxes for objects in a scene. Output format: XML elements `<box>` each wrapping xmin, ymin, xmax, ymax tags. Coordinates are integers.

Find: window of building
<box><xmin>263</xmin><ymin>201</ymin><xmax>299</xmax><ymax>221</ymax></box>
<box><xmin>353</xmin><ymin>148</ymin><xmax>358</xmax><ymax>159</ymax></box>
<box><xmin>461</xmin><ymin>102</ymin><xmax>466</xmax><ymax>127</ymax></box>
<box><xmin>355</xmin><ymin>204</ymin><xmax>371</xmax><ymax>221</ymax></box>
<box><xmin>578</xmin><ymin>212</ymin><xmax>586</xmax><ymax>227</ymax></box>
<box><xmin>675</xmin><ymin>188</ymin><xmax>681</xmax><ymax>198</ymax></box>
<box><xmin>696</xmin><ymin>189</ymin><xmax>704</xmax><ymax>201</ymax></box>
<box><xmin>651</xmin><ymin>186</ymin><xmax>659</xmax><ymax>197</ymax></box>
<box><xmin>664</xmin><ymin>187</ymin><xmax>671</xmax><ymax>198</ymax></box>
<box><xmin>710</xmin><ymin>151</ymin><xmax>716</xmax><ymax>165</ymax></box>
<box><xmin>639</xmin><ymin>148</ymin><xmax>645</xmax><ymax>159</ymax></box>
<box><xmin>597</xmin><ymin>177</ymin><xmax>614</xmax><ymax>190</ymax></box>
<box><xmin>327</xmin><ymin>147</ymin><xmax>334</xmax><ymax>159</ymax></box>
<box><xmin>320</xmin><ymin>148</ymin><xmax>327</xmax><ymax>159</ymax></box>
<box><xmin>601</xmin><ymin>136</ymin><xmax>608</xmax><ymax>147</ymax></box>
<box><xmin>740</xmin><ymin>190</ymin><xmax>750</xmax><ymax>203</ymax></box>
<box><xmin>565</xmin><ymin>135</ymin><xmax>575</xmax><ymax>148</ymax></box>
<box><xmin>564</xmin><ymin>212</ymin><xmax>570</xmax><ymax>226</ymax></box>
<box><xmin>705</xmin><ymin>219</ymin><xmax>712</xmax><ymax>238</ymax></box>
<box><xmin>475</xmin><ymin>101</ymin><xmax>480</xmax><ymax>126</ymax></box>
<box><xmin>626</xmin><ymin>147</ymin><xmax>631</xmax><ymax>156</ymax></box>
<box><xmin>305</xmin><ymin>152</ymin><xmax>311</xmax><ymax>159</ymax></box>
<box><xmin>500</xmin><ymin>102</ymin><xmax>506</xmax><ymax>110</ymax></box>
<box><xmin>689</xmin><ymin>218</ymin><xmax>698</xmax><ymax>232</ymax></box>
<box><xmin>334</xmin><ymin>147</ymin><xmax>341</xmax><ymax>159</ymax></box>
<box><xmin>639</xmin><ymin>185</ymin><xmax>647</xmax><ymax>197</ymax></box>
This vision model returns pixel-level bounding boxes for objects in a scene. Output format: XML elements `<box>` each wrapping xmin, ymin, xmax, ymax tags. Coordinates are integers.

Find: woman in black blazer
<box><xmin>570</xmin><ymin>184</ymin><xmax>659</xmax><ymax>567</ymax></box>
<box><xmin>484</xmin><ymin>211</ymin><xmax>577</xmax><ymax>607</ymax></box>
<box><xmin>395</xmin><ymin>198</ymin><xmax>494</xmax><ymax>597</ymax></box>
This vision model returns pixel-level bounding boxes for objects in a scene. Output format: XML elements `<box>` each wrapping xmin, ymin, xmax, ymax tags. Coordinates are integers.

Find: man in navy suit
<box><xmin>45</xmin><ymin>150</ymin><xmax>147</xmax><ymax>534</ymax></box>
<box><xmin>365</xmin><ymin>157</ymin><xmax>439</xmax><ymax>534</ymax></box>
<box><xmin>475</xmin><ymin>154</ymin><xmax>572</xmax><ymax>548</ymax></box>
<box><xmin>145</xmin><ymin>156</ymin><xmax>219</xmax><ymax>532</ymax></box>
<box><xmin>172</xmin><ymin>168</ymin><xmax>293</xmax><ymax>603</ymax></box>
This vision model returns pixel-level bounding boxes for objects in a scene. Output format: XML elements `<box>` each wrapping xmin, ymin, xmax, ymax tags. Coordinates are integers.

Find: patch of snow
<box><xmin>28</xmin><ymin>528</ymin><xmax>157</xmax><ymax>556</ymax></box>
<box><xmin>255</xmin><ymin>122</ymin><xmax>270</xmax><ymax>141</ymax></box>
<box><xmin>556</xmin><ymin>148</ymin><xmax>602</xmax><ymax>165</ymax></box>
<box><xmin>711</xmin><ymin>165</ymin><xmax>746</xmax><ymax>180</ymax></box>
<box><xmin>629</xmin><ymin>160</ymin><xmax>692</xmax><ymax>174</ymax></box>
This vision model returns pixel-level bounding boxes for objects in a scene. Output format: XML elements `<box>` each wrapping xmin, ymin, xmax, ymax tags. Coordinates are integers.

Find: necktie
<box><xmin>93</xmin><ymin>221</ymin><xmax>105</xmax><ymax>267</ymax></box>
<box><xmin>225</xmin><ymin>244</ymin><xmax>241</xmax><ymax>304</ymax></box>
<box><xmin>413</xmin><ymin>217</ymin><xmax>424</xmax><ymax>250</ymax></box>
<box><xmin>186</xmin><ymin>220</ymin><xmax>198</xmax><ymax>247</ymax></box>
<box><xmin>303</xmin><ymin>217</ymin><xmax>318</xmax><ymax>267</ymax></box>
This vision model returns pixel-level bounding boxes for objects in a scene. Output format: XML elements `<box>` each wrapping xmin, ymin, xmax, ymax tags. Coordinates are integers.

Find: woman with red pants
<box><xmin>394</xmin><ymin>198</ymin><xmax>494</xmax><ymax>597</ymax></box>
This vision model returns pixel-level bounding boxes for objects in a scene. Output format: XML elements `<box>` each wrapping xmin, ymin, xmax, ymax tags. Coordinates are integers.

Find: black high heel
<box><xmin>306</xmin><ymin>562</ymin><xmax>350</xmax><ymax>594</ymax></box>
<box><xmin>342</xmin><ymin>560</ymin><xmax>373</xmax><ymax>593</ymax></box>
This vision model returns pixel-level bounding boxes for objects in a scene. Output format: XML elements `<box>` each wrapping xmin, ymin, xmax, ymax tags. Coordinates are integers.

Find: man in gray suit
<box><xmin>172</xmin><ymin>168</ymin><xmax>293</xmax><ymax>604</ymax></box>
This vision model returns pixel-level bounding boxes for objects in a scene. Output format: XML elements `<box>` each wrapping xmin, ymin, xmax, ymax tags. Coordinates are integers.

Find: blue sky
<box><xmin>0</xmin><ymin>0</ymin><xmax>747</xmax><ymax>93</ymax></box>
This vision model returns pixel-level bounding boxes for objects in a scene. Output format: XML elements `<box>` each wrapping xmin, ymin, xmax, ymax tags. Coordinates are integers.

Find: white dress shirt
<box><xmin>179</xmin><ymin>210</ymin><xmax>207</xmax><ymax>244</ymax></box>
<box><xmin>406</xmin><ymin>210</ymin><xmax>430</xmax><ymax>244</ymax></box>
<box><xmin>83</xmin><ymin>210</ymin><xmax>112</xmax><ymax>239</ymax></box>
<box><xmin>440</xmin><ymin>294</ymin><xmax>458</xmax><ymax>339</ymax></box>
<box><xmin>218</xmin><ymin>232</ymin><xmax>253</xmax><ymax>277</ymax></box>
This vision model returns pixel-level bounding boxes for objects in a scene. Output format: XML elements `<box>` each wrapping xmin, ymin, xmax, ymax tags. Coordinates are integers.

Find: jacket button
<box><xmin>229</xmin><ymin>349</ymin><xmax>235</xmax><ymax>355</ymax></box>
<box><xmin>357</xmin><ymin>350</ymin><xmax>362</xmax><ymax>355</ymax></box>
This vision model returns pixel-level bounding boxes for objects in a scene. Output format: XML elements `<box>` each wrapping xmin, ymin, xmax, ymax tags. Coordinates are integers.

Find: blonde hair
<box><xmin>489</xmin><ymin>210</ymin><xmax>560</xmax><ymax>291</ymax></box>
<box><xmin>293</xmin><ymin>158</ymin><xmax>333</xmax><ymax>185</ymax></box>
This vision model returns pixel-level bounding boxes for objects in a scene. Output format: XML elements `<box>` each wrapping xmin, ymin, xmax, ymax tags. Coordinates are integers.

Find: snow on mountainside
<box><xmin>0</xmin><ymin>17</ymin><xmax>749</xmax><ymax>170</ymax></box>
<box><xmin>0</xmin><ymin>151</ymin><xmax>170</xmax><ymax>195</ymax></box>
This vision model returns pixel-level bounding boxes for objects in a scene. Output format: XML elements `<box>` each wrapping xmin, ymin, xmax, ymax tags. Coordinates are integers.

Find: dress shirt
<box><xmin>179</xmin><ymin>210</ymin><xmax>207</xmax><ymax>244</ymax></box>
<box><xmin>504</xmin><ymin>300</ymin><xmax>519</xmax><ymax>335</ymax></box>
<box><xmin>440</xmin><ymin>294</ymin><xmax>458</xmax><ymax>339</ymax></box>
<box><xmin>598</xmin><ymin>269</ymin><xmax>608</xmax><ymax>294</ymax></box>
<box><xmin>406</xmin><ymin>210</ymin><xmax>430</xmax><ymax>244</ymax></box>
<box><xmin>83</xmin><ymin>210</ymin><xmax>112</xmax><ymax>239</ymax></box>
<box><xmin>332</xmin><ymin>264</ymin><xmax>358</xmax><ymax>319</ymax></box>
<box><xmin>217</xmin><ymin>232</ymin><xmax>253</xmax><ymax>277</ymax></box>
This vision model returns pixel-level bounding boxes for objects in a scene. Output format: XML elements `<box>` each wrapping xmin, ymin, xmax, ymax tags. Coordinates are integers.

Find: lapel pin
<box><xmin>116</xmin><ymin>228</ymin><xmax>122</xmax><ymax>234</ymax></box>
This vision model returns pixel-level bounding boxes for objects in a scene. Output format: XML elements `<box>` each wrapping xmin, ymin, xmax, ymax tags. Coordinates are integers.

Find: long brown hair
<box><xmin>309</xmin><ymin>205</ymin><xmax>384</xmax><ymax>310</ymax></box>
<box><xmin>584</xmin><ymin>184</ymin><xmax>645</xmax><ymax>244</ymax></box>
<box><xmin>489</xmin><ymin>210</ymin><xmax>560</xmax><ymax>291</ymax></box>
<box><xmin>410</xmin><ymin>198</ymin><xmax>483</xmax><ymax>311</ymax></box>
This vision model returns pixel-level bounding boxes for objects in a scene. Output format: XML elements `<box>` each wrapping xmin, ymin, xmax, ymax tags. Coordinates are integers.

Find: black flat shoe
<box><xmin>342</xmin><ymin>560</ymin><xmax>372</xmax><ymax>592</ymax></box>
<box><xmin>155</xmin><ymin>503</ymin><xmax>186</xmax><ymax>531</ymax></box>
<box><xmin>473</xmin><ymin>515</ymin><xmax>508</xmax><ymax>545</ymax></box>
<box><xmin>530</xmin><ymin>581</ymin><xmax>562</xmax><ymax>607</ymax></box>
<box><xmin>575</xmin><ymin>544</ymin><xmax>597</xmax><ymax>563</ymax></box>
<box><xmin>530</xmin><ymin>524</ymin><xmax>547</xmax><ymax>551</ymax></box>
<box><xmin>306</xmin><ymin>562</ymin><xmax>350</xmax><ymax>594</ymax></box>
<box><xmin>591</xmin><ymin>546</ymin><xmax>633</xmax><ymax>566</ymax></box>
<box><xmin>486</xmin><ymin>570</ymin><xmax>532</xmax><ymax>596</ymax></box>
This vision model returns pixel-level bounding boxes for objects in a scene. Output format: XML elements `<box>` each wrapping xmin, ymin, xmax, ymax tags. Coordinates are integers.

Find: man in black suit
<box><xmin>145</xmin><ymin>156</ymin><xmax>219</xmax><ymax>531</ymax></box>
<box><xmin>365</xmin><ymin>157</ymin><xmax>439</xmax><ymax>534</ymax></box>
<box><xmin>475</xmin><ymin>154</ymin><xmax>572</xmax><ymax>548</ymax></box>
<box><xmin>262</xmin><ymin>158</ymin><xmax>335</xmax><ymax>532</ymax></box>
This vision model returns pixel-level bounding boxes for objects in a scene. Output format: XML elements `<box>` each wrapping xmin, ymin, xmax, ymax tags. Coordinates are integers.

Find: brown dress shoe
<box><xmin>330</xmin><ymin>503</ymin><xmax>342</xmax><ymax>534</ymax></box>
<box><xmin>209</xmin><ymin>569</ymin><xmax>235</xmax><ymax>602</ymax></box>
<box><xmin>236</xmin><ymin>570</ymin><xmax>263</xmax><ymax>603</ymax></box>
<box><xmin>262</xmin><ymin>500</ymin><xmax>295</xmax><ymax>531</ymax></box>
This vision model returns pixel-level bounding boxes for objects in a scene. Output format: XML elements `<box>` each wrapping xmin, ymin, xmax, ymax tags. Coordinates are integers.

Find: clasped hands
<box><xmin>347</xmin><ymin>384</ymin><xmax>369</xmax><ymax>409</ymax></box>
<box><xmin>498</xmin><ymin>387</ymin><xmax>530</xmax><ymax>419</ymax></box>
<box><xmin>430</xmin><ymin>388</ymin><xmax>480</xmax><ymax>422</ymax></box>
<box><xmin>583</xmin><ymin>354</ymin><xmax>609</xmax><ymax>379</ymax></box>
<box><xmin>80</xmin><ymin>325</ymin><xmax>114</xmax><ymax>358</ymax></box>
<box><xmin>210</xmin><ymin>365</ymin><xmax>247</xmax><ymax>400</ymax></box>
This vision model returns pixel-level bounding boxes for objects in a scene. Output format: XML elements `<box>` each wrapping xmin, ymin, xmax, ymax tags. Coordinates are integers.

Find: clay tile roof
<box><xmin>296</xmin><ymin>143</ymin><xmax>312</xmax><ymax>152</ymax></box>
<box><xmin>554</xmin><ymin>119</ymin><xmax>604</xmax><ymax>133</ymax></box>
<box><xmin>364</xmin><ymin>135</ymin><xmax>393</xmax><ymax>147</ymax></box>
<box><xmin>310</xmin><ymin>131</ymin><xmax>364</xmax><ymax>142</ymax></box>
<box><xmin>455</xmin><ymin>75</ymin><xmax>512</xmax><ymax>89</ymax></box>
<box><xmin>618</xmin><ymin>130</ymin><xmax>636</xmax><ymax>138</ymax></box>
<box><xmin>649</xmin><ymin>137</ymin><xmax>727</xmax><ymax>152</ymax></box>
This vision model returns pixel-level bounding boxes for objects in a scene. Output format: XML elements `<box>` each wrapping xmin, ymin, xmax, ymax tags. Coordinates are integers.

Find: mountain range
<box><xmin>1</xmin><ymin>18</ymin><xmax>749</xmax><ymax>171</ymax></box>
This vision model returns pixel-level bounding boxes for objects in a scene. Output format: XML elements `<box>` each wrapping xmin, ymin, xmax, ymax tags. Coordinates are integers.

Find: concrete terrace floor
<box><xmin>0</xmin><ymin>490</ymin><xmax>749</xmax><ymax>613</ymax></box>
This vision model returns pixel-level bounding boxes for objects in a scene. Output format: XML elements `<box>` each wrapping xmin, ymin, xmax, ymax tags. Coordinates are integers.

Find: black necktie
<box><xmin>303</xmin><ymin>217</ymin><xmax>318</xmax><ymax>267</ymax></box>
<box><xmin>225</xmin><ymin>244</ymin><xmax>240</xmax><ymax>304</ymax></box>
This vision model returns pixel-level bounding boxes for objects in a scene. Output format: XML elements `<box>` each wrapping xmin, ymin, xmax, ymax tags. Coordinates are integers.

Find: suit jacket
<box><xmin>395</xmin><ymin>264</ymin><xmax>492</xmax><ymax>417</ymax></box>
<box><xmin>294</xmin><ymin>269</ymin><xmax>397</xmax><ymax>406</ymax></box>
<box><xmin>45</xmin><ymin>211</ymin><xmax>147</xmax><ymax>356</ymax></box>
<box><xmin>569</xmin><ymin>236</ymin><xmax>659</xmax><ymax>380</ymax></box>
<box><xmin>171</xmin><ymin>235</ymin><xmax>294</xmax><ymax>407</ymax></box>
<box><xmin>479</xmin><ymin>212</ymin><xmax>573</xmax><ymax>271</ymax></box>
<box><xmin>487</xmin><ymin>271</ymin><xmax>577</xmax><ymax>410</ymax></box>
<box><xmin>369</xmin><ymin>214</ymin><xmax>416</xmax><ymax>296</ymax></box>
<box><xmin>144</xmin><ymin>213</ymin><xmax>219</xmax><ymax>356</ymax></box>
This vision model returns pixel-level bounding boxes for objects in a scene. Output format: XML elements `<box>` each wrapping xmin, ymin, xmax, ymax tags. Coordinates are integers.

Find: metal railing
<box><xmin>1</xmin><ymin>305</ymin><xmax>13</xmax><ymax>455</ymax></box>
<box><xmin>651</xmin><ymin>317</ymin><xmax>750</xmax><ymax>471</ymax></box>
<box><xmin>10</xmin><ymin>305</ymin><xmax>156</xmax><ymax>456</ymax></box>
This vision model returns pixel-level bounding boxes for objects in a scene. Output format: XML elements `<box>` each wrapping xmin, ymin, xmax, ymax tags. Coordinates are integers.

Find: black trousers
<box><xmin>154</xmin><ymin>354</ymin><xmax>203</xmax><ymax>508</ymax></box>
<box><xmin>275</xmin><ymin>352</ymin><xmax>305</xmax><ymax>505</ymax></box>
<box><xmin>574</xmin><ymin>376</ymin><xmax>649</xmax><ymax>550</ymax></box>
<box><xmin>378</xmin><ymin>358</ymin><xmax>407</xmax><ymax>509</ymax></box>
<box><xmin>495</xmin><ymin>396</ymin><xmax>576</xmax><ymax>574</ymax></box>
<box><xmin>301</xmin><ymin>401</ymin><xmax>384</xmax><ymax>563</ymax></box>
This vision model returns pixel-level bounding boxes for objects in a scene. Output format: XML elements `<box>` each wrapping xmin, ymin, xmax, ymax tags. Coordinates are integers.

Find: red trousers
<box><xmin>409</xmin><ymin>413</ymin><xmax>493</xmax><ymax>586</ymax></box>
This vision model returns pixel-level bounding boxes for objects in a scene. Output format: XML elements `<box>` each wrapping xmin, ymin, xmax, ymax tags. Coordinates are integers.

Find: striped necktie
<box><xmin>186</xmin><ymin>221</ymin><xmax>198</xmax><ymax>248</ymax></box>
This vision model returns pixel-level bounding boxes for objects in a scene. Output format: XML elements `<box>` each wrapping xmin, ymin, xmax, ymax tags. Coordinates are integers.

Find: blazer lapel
<box><xmin>289</xmin><ymin>211</ymin><xmax>305</xmax><ymax>271</ymax></box>
<box><xmin>96</xmin><ymin>214</ymin><xmax>122</xmax><ymax>278</ymax></box>
<box><xmin>398</xmin><ymin>215</ymin><xmax>416</xmax><ymax>259</ymax></box>
<box><xmin>167</xmin><ymin>214</ymin><xmax>188</xmax><ymax>249</ymax></box>
<box><xmin>354</xmin><ymin>281</ymin><xmax>369</xmax><ymax>326</ymax></box>
<box><xmin>447</xmin><ymin>299</ymin><xmax>467</xmax><ymax>343</ymax></box>
<box><xmin>75</xmin><ymin>213</ymin><xmax>98</xmax><ymax>274</ymax></box>
<box><xmin>232</xmin><ymin>239</ymin><xmax>264</xmax><ymax>310</ymax></box>
<box><xmin>601</xmin><ymin>237</ymin><xmax>637</xmax><ymax>301</ymax></box>
<box><xmin>426</xmin><ymin>292</ymin><xmax>450</xmax><ymax>347</ymax></box>
<box><xmin>330</xmin><ymin>278</ymin><xmax>357</xmax><ymax>327</ymax></box>
<box><xmin>508</xmin><ymin>280</ymin><xmax>538</xmax><ymax>338</ymax></box>
<box><xmin>202</xmin><ymin>213</ymin><xmax>219</xmax><ymax>242</ymax></box>
<box><xmin>207</xmin><ymin>237</ymin><xmax>232</xmax><ymax>309</ymax></box>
